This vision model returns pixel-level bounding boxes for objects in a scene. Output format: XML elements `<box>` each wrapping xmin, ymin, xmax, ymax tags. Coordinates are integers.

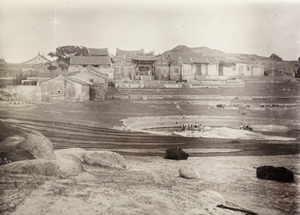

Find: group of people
<box><xmin>240</xmin><ymin>124</ymin><xmax>253</xmax><ymax>131</ymax></box>
<box><xmin>181</xmin><ymin>122</ymin><xmax>204</xmax><ymax>131</ymax></box>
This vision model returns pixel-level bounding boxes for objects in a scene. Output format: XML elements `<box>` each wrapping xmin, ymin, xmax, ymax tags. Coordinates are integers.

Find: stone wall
<box><xmin>0</xmin><ymin>86</ymin><xmax>41</xmax><ymax>101</ymax></box>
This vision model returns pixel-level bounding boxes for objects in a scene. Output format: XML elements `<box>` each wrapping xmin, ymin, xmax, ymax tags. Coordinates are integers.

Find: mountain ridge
<box><xmin>162</xmin><ymin>45</ymin><xmax>270</xmax><ymax>62</ymax></box>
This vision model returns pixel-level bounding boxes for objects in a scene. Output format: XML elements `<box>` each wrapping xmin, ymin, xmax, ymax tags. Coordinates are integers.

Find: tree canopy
<box><xmin>48</xmin><ymin>46</ymin><xmax>89</xmax><ymax>65</ymax></box>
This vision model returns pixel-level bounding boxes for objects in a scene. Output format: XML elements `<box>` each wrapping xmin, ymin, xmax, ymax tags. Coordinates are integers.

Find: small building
<box><xmin>111</xmin><ymin>60</ymin><xmax>135</xmax><ymax>80</ymax></box>
<box><xmin>219</xmin><ymin>61</ymin><xmax>264</xmax><ymax>76</ymax></box>
<box><xmin>69</xmin><ymin>56</ymin><xmax>112</xmax><ymax>74</ymax></box>
<box><xmin>113</xmin><ymin>49</ymin><xmax>154</xmax><ymax>80</ymax></box>
<box><xmin>156</xmin><ymin>54</ymin><xmax>219</xmax><ymax>81</ymax></box>
<box><xmin>116</xmin><ymin>48</ymin><xmax>145</xmax><ymax>61</ymax></box>
<box><xmin>23</xmin><ymin>53</ymin><xmax>51</xmax><ymax>65</ymax></box>
<box><xmin>131</xmin><ymin>55</ymin><xmax>158</xmax><ymax>80</ymax></box>
<box><xmin>250</xmin><ymin>64</ymin><xmax>264</xmax><ymax>76</ymax></box>
<box><xmin>72</xmin><ymin>66</ymin><xmax>108</xmax><ymax>91</ymax></box>
<box><xmin>40</xmin><ymin>75</ymin><xmax>90</xmax><ymax>102</ymax></box>
<box><xmin>0</xmin><ymin>77</ymin><xmax>15</xmax><ymax>86</ymax></box>
<box><xmin>154</xmin><ymin>56</ymin><xmax>171</xmax><ymax>80</ymax></box>
<box><xmin>219</xmin><ymin>61</ymin><xmax>237</xmax><ymax>76</ymax></box>
<box><xmin>88</xmin><ymin>48</ymin><xmax>109</xmax><ymax>56</ymax></box>
<box><xmin>21</xmin><ymin>77</ymin><xmax>38</xmax><ymax>85</ymax></box>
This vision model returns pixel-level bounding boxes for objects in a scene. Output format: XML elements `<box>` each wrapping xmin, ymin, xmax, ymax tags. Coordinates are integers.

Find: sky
<box><xmin>0</xmin><ymin>0</ymin><xmax>299</xmax><ymax>63</ymax></box>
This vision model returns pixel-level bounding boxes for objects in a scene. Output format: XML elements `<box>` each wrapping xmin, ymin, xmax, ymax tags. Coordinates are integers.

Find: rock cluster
<box><xmin>0</xmin><ymin>121</ymin><xmax>126</xmax><ymax>178</ymax></box>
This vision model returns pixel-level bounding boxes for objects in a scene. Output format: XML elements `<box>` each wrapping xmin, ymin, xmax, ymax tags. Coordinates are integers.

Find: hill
<box><xmin>192</xmin><ymin>46</ymin><xmax>226</xmax><ymax>57</ymax></box>
<box><xmin>269</xmin><ymin>53</ymin><xmax>283</xmax><ymax>61</ymax></box>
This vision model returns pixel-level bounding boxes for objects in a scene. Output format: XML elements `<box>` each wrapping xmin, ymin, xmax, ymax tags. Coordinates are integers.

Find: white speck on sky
<box><xmin>0</xmin><ymin>0</ymin><xmax>299</xmax><ymax>63</ymax></box>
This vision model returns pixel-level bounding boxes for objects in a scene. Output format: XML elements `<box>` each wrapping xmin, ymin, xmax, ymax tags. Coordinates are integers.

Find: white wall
<box><xmin>252</xmin><ymin>67</ymin><xmax>264</xmax><ymax>76</ymax></box>
<box><xmin>207</xmin><ymin>64</ymin><xmax>218</xmax><ymax>76</ymax></box>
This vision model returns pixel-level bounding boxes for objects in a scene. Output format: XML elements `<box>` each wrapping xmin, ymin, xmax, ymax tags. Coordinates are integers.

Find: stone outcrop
<box><xmin>55</xmin><ymin>148</ymin><xmax>126</xmax><ymax>169</ymax></box>
<box><xmin>0</xmin><ymin>157</ymin><xmax>83</xmax><ymax>178</ymax></box>
<box><xmin>0</xmin><ymin>121</ymin><xmax>127</xmax><ymax>177</ymax></box>
<box><xmin>1</xmin><ymin>148</ymin><xmax>127</xmax><ymax>177</ymax></box>
<box><xmin>256</xmin><ymin>166</ymin><xmax>294</xmax><ymax>183</ymax></box>
<box><xmin>164</xmin><ymin>147</ymin><xmax>189</xmax><ymax>160</ymax></box>
<box><xmin>0</xmin><ymin>121</ymin><xmax>55</xmax><ymax>162</ymax></box>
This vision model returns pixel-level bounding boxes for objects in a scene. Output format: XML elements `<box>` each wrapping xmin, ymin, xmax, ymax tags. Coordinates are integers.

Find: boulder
<box><xmin>54</xmin><ymin>148</ymin><xmax>86</xmax><ymax>162</ymax></box>
<box><xmin>0</xmin><ymin>121</ymin><xmax>55</xmax><ymax>162</ymax></box>
<box><xmin>0</xmin><ymin>157</ymin><xmax>83</xmax><ymax>178</ymax></box>
<box><xmin>164</xmin><ymin>147</ymin><xmax>189</xmax><ymax>160</ymax></box>
<box><xmin>84</xmin><ymin>151</ymin><xmax>126</xmax><ymax>169</ymax></box>
<box><xmin>256</xmin><ymin>166</ymin><xmax>294</xmax><ymax>183</ymax></box>
<box><xmin>55</xmin><ymin>148</ymin><xmax>127</xmax><ymax>169</ymax></box>
<box><xmin>179</xmin><ymin>165</ymin><xmax>200</xmax><ymax>179</ymax></box>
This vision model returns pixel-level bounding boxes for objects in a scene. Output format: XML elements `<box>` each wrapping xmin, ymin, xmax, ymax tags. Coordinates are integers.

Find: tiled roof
<box><xmin>116</xmin><ymin>49</ymin><xmax>144</xmax><ymax>57</ymax></box>
<box><xmin>65</xmin><ymin>76</ymin><xmax>90</xmax><ymax>85</ymax></box>
<box><xmin>86</xmin><ymin>66</ymin><xmax>108</xmax><ymax>78</ymax></box>
<box><xmin>70</xmin><ymin>56</ymin><xmax>111</xmax><ymax>65</ymax></box>
<box><xmin>191</xmin><ymin>57</ymin><xmax>210</xmax><ymax>64</ymax></box>
<box><xmin>88</xmin><ymin>48</ymin><xmax>109</xmax><ymax>56</ymax></box>
<box><xmin>179</xmin><ymin>56</ymin><xmax>193</xmax><ymax>64</ymax></box>
<box><xmin>206</xmin><ymin>56</ymin><xmax>218</xmax><ymax>64</ymax></box>
<box><xmin>219</xmin><ymin>61</ymin><xmax>235</xmax><ymax>67</ymax></box>
<box><xmin>111</xmin><ymin>56</ymin><xmax>126</xmax><ymax>63</ymax></box>
<box><xmin>23</xmin><ymin>53</ymin><xmax>51</xmax><ymax>64</ymax></box>
<box><xmin>132</xmin><ymin>56</ymin><xmax>158</xmax><ymax>61</ymax></box>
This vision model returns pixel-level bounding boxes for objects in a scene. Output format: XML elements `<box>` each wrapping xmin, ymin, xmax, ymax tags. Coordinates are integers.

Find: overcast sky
<box><xmin>0</xmin><ymin>0</ymin><xmax>299</xmax><ymax>63</ymax></box>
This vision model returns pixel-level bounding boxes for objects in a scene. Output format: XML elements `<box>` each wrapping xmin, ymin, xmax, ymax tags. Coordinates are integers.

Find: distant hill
<box><xmin>192</xmin><ymin>46</ymin><xmax>225</xmax><ymax>57</ymax></box>
<box><xmin>162</xmin><ymin>45</ymin><xmax>269</xmax><ymax>62</ymax></box>
<box><xmin>161</xmin><ymin>45</ymin><xmax>298</xmax><ymax>76</ymax></box>
<box><xmin>269</xmin><ymin>53</ymin><xmax>282</xmax><ymax>61</ymax></box>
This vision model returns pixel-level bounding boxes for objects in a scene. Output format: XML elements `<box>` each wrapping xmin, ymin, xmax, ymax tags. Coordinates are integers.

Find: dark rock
<box><xmin>164</xmin><ymin>147</ymin><xmax>189</xmax><ymax>160</ymax></box>
<box><xmin>256</xmin><ymin>166</ymin><xmax>294</xmax><ymax>183</ymax></box>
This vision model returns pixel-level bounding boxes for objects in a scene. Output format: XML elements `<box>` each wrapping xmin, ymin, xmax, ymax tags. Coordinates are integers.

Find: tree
<box><xmin>48</xmin><ymin>46</ymin><xmax>89</xmax><ymax>65</ymax></box>
<box><xmin>47</xmin><ymin>64</ymin><xmax>58</xmax><ymax>71</ymax></box>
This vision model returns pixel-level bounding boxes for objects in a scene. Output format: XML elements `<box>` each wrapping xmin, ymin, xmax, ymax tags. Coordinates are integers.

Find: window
<box><xmin>173</xmin><ymin>67</ymin><xmax>180</xmax><ymax>74</ymax></box>
<box><xmin>247</xmin><ymin>67</ymin><xmax>250</xmax><ymax>71</ymax></box>
<box><xmin>90</xmin><ymin>79</ymin><xmax>94</xmax><ymax>83</ymax></box>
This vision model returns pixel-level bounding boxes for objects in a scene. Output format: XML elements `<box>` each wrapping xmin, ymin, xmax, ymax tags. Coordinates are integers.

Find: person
<box><xmin>199</xmin><ymin>124</ymin><xmax>204</xmax><ymax>131</ymax></box>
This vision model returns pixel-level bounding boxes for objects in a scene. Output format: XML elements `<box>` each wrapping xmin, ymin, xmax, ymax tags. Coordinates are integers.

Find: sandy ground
<box><xmin>1</xmin><ymin>154</ymin><xmax>299</xmax><ymax>215</ymax></box>
<box><xmin>1</xmin><ymin>78</ymin><xmax>300</xmax><ymax>215</ymax></box>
